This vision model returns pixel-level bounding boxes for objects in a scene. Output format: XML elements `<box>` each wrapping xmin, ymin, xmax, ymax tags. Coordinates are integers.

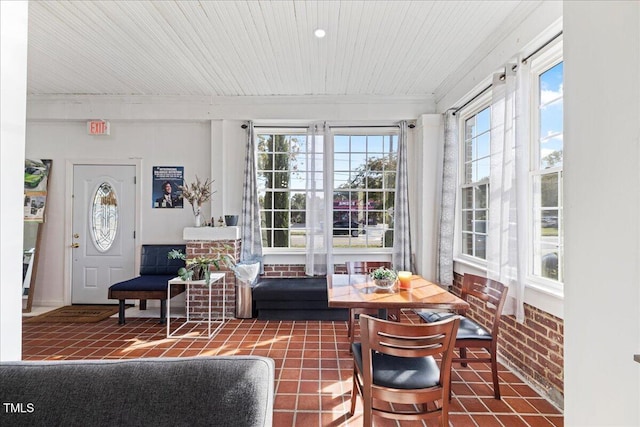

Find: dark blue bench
<box><xmin>252</xmin><ymin>278</ymin><xmax>348</xmax><ymax>321</ymax></box>
<box><xmin>108</xmin><ymin>244</ymin><xmax>186</xmax><ymax>325</ymax></box>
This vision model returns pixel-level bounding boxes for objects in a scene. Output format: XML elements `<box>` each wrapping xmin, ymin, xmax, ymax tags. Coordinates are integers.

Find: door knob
<box><xmin>71</xmin><ymin>243</ymin><xmax>80</xmax><ymax>248</ymax></box>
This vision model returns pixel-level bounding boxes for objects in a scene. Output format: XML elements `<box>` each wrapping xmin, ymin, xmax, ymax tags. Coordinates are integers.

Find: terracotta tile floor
<box><xmin>22</xmin><ymin>310</ymin><xmax>563</xmax><ymax>427</ymax></box>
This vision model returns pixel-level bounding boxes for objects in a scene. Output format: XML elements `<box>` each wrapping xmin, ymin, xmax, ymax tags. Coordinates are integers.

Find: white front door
<box><xmin>72</xmin><ymin>165</ymin><xmax>136</xmax><ymax>304</ymax></box>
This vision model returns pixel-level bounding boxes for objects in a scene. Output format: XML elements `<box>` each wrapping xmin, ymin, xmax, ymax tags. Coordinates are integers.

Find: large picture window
<box><xmin>256</xmin><ymin>128</ymin><xmax>397</xmax><ymax>250</ymax></box>
<box><xmin>460</xmin><ymin>107</ymin><xmax>490</xmax><ymax>260</ymax></box>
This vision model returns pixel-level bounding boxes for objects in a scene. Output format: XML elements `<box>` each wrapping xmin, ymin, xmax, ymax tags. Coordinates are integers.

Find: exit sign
<box><xmin>87</xmin><ymin>120</ymin><xmax>110</xmax><ymax>135</ymax></box>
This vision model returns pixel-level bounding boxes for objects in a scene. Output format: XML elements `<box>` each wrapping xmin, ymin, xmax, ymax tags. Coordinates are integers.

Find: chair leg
<box><xmin>441</xmin><ymin>395</ymin><xmax>450</xmax><ymax>427</ymax></box>
<box><xmin>459</xmin><ymin>347</ymin><xmax>468</xmax><ymax>367</ymax></box>
<box><xmin>159</xmin><ymin>299</ymin><xmax>167</xmax><ymax>324</ymax></box>
<box><xmin>362</xmin><ymin>399</ymin><xmax>372</xmax><ymax>427</ymax></box>
<box><xmin>118</xmin><ymin>300</ymin><xmax>126</xmax><ymax>325</ymax></box>
<box><xmin>490</xmin><ymin>349</ymin><xmax>501</xmax><ymax>399</ymax></box>
<box><xmin>348</xmin><ymin>310</ymin><xmax>357</xmax><ymax>353</ymax></box>
<box><xmin>349</xmin><ymin>371</ymin><xmax>358</xmax><ymax>416</ymax></box>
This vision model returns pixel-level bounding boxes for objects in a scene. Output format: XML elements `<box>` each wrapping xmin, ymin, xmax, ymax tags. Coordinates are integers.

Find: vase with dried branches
<box><xmin>179</xmin><ymin>176</ymin><xmax>215</xmax><ymax>227</ymax></box>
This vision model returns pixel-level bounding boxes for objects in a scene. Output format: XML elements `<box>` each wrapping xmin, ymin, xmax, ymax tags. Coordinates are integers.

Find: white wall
<box><xmin>415</xmin><ymin>114</ymin><xmax>443</xmax><ymax>281</ymax></box>
<box><xmin>0</xmin><ymin>1</ymin><xmax>28</xmax><ymax>361</ymax></box>
<box><xmin>563</xmin><ymin>2</ymin><xmax>640</xmax><ymax>426</ymax></box>
<box><xmin>25</xmin><ymin>120</ymin><xmax>212</xmax><ymax>306</ymax></box>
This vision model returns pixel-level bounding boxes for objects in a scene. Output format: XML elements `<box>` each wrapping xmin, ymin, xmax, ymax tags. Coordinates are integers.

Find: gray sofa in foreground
<box><xmin>0</xmin><ymin>356</ymin><xmax>274</xmax><ymax>427</ymax></box>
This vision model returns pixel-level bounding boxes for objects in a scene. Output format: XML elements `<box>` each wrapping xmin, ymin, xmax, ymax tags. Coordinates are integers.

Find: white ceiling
<box><xmin>27</xmin><ymin>0</ymin><xmax>541</xmax><ymax>100</ymax></box>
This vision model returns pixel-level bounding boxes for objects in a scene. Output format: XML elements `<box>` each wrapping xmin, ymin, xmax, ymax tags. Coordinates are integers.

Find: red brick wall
<box><xmin>452</xmin><ymin>272</ymin><xmax>564</xmax><ymax>406</ymax></box>
<box><xmin>262</xmin><ymin>263</ymin><xmax>349</xmax><ymax>277</ymax></box>
<box><xmin>261</xmin><ymin>264</ymin><xmax>307</xmax><ymax>277</ymax></box>
<box><xmin>186</xmin><ymin>240</ymin><xmax>240</xmax><ymax>318</ymax></box>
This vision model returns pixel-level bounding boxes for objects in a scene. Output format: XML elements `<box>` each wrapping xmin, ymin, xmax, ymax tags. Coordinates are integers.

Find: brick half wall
<box><xmin>186</xmin><ymin>239</ymin><xmax>240</xmax><ymax>318</ymax></box>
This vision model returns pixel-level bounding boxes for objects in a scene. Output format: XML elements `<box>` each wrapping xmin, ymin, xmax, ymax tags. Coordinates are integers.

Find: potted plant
<box><xmin>370</xmin><ymin>267</ymin><xmax>397</xmax><ymax>290</ymax></box>
<box><xmin>179</xmin><ymin>176</ymin><xmax>214</xmax><ymax>227</ymax></box>
<box><xmin>168</xmin><ymin>248</ymin><xmax>235</xmax><ymax>286</ymax></box>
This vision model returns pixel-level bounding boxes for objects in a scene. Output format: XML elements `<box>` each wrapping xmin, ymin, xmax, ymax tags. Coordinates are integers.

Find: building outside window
<box><xmin>256</xmin><ymin>129</ymin><xmax>398</xmax><ymax>250</ymax></box>
<box><xmin>333</xmin><ymin>133</ymin><xmax>397</xmax><ymax>249</ymax></box>
<box><xmin>460</xmin><ymin>106</ymin><xmax>490</xmax><ymax>260</ymax></box>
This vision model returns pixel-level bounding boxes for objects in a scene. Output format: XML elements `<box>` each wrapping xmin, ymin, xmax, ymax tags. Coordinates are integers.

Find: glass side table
<box><xmin>167</xmin><ymin>272</ymin><xmax>226</xmax><ymax>339</ymax></box>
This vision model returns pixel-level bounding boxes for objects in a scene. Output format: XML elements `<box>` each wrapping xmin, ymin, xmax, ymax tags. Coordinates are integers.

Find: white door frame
<box><xmin>64</xmin><ymin>159</ymin><xmax>142</xmax><ymax>305</ymax></box>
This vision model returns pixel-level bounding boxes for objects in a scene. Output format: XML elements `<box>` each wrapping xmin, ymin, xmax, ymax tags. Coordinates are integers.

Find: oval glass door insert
<box><xmin>91</xmin><ymin>182</ymin><xmax>118</xmax><ymax>251</ymax></box>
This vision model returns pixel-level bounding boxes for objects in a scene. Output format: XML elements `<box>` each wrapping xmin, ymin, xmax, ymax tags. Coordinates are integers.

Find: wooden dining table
<box><xmin>327</xmin><ymin>273</ymin><xmax>469</xmax><ymax>315</ymax></box>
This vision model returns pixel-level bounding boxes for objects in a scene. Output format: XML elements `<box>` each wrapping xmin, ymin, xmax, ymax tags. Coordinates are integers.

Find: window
<box><xmin>460</xmin><ymin>107</ymin><xmax>490</xmax><ymax>260</ymax></box>
<box><xmin>257</xmin><ymin>131</ymin><xmax>308</xmax><ymax>248</ymax></box>
<box><xmin>91</xmin><ymin>182</ymin><xmax>118</xmax><ymax>252</ymax></box>
<box><xmin>531</xmin><ymin>61</ymin><xmax>564</xmax><ymax>283</ymax></box>
<box><xmin>256</xmin><ymin>128</ymin><xmax>397</xmax><ymax>250</ymax></box>
<box><xmin>333</xmin><ymin>133</ymin><xmax>397</xmax><ymax>249</ymax></box>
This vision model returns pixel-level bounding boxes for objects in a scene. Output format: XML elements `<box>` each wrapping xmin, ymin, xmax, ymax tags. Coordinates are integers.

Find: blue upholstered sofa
<box><xmin>0</xmin><ymin>356</ymin><xmax>275</xmax><ymax>427</ymax></box>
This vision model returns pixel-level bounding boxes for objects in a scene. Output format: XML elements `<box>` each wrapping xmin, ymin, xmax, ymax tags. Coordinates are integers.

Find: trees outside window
<box><xmin>257</xmin><ymin>132</ymin><xmax>306</xmax><ymax>248</ymax></box>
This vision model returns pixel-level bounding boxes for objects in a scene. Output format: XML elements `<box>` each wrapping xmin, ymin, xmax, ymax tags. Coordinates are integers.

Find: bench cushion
<box><xmin>252</xmin><ymin>278</ymin><xmax>348</xmax><ymax>321</ymax></box>
<box><xmin>109</xmin><ymin>274</ymin><xmax>176</xmax><ymax>292</ymax></box>
<box><xmin>252</xmin><ymin>278</ymin><xmax>328</xmax><ymax>301</ymax></box>
<box><xmin>139</xmin><ymin>244</ymin><xmax>186</xmax><ymax>275</ymax></box>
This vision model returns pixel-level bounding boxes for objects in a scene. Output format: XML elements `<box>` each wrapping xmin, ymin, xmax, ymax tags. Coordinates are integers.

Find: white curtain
<box><xmin>392</xmin><ymin>121</ymin><xmax>412</xmax><ymax>271</ymax></box>
<box><xmin>437</xmin><ymin>111</ymin><xmax>458</xmax><ymax>287</ymax></box>
<box><xmin>305</xmin><ymin>123</ymin><xmax>331</xmax><ymax>276</ymax></box>
<box><xmin>240</xmin><ymin>121</ymin><xmax>264</xmax><ymax>264</ymax></box>
<box><xmin>486</xmin><ymin>62</ymin><xmax>529</xmax><ymax>322</ymax></box>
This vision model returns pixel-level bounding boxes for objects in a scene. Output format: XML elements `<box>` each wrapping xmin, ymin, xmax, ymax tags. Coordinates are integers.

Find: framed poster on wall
<box><xmin>24</xmin><ymin>158</ymin><xmax>51</xmax><ymax>222</ymax></box>
<box><xmin>152</xmin><ymin>166</ymin><xmax>184</xmax><ymax>208</ymax></box>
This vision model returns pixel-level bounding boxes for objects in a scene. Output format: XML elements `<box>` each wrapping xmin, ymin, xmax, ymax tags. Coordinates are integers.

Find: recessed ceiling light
<box><xmin>314</xmin><ymin>28</ymin><xmax>326</xmax><ymax>38</ymax></box>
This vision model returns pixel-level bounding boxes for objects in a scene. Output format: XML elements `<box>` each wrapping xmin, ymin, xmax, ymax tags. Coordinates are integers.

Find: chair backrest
<box><xmin>461</xmin><ymin>274</ymin><xmax>508</xmax><ymax>337</ymax></box>
<box><xmin>140</xmin><ymin>244</ymin><xmax>186</xmax><ymax>275</ymax></box>
<box><xmin>359</xmin><ymin>313</ymin><xmax>460</xmax><ymax>390</ymax></box>
<box><xmin>345</xmin><ymin>261</ymin><xmax>391</xmax><ymax>274</ymax></box>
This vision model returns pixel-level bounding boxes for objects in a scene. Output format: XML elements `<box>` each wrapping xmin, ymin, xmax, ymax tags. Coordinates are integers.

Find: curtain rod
<box><xmin>522</xmin><ymin>31</ymin><xmax>563</xmax><ymax>64</ymax></box>
<box><xmin>451</xmin><ymin>30</ymin><xmax>563</xmax><ymax>116</ymax></box>
<box><xmin>451</xmin><ymin>84</ymin><xmax>492</xmax><ymax>116</ymax></box>
<box><xmin>332</xmin><ymin>125</ymin><xmax>398</xmax><ymax>128</ymax></box>
<box><xmin>241</xmin><ymin>125</ymin><xmax>307</xmax><ymax>129</ymax></box>
<box><xmin>242</xmin><ymin>124</ymin><xmax>415</xmax><ymax>129</ymax></box>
